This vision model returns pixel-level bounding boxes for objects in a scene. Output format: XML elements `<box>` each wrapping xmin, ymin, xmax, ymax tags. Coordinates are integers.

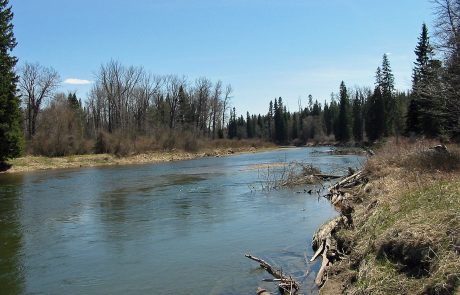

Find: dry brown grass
<box><xmin>321</xmin><ymin>138</ymin><xmax>460</xmax><ymax>295</ymax></box>
<box><xmin>5</xmin><ymin>142</ymin><xmax>276</xmax><ymax>173</ymax></box>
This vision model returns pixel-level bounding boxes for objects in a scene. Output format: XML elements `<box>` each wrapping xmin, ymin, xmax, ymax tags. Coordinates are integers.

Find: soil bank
<box><xmin>315</xmin><ymin>139</ymin><xmax>460</xmax><ymax>295</ymax></box>
<box><xmin>3</xmin><ymin>146</ymin><xmax>276</xmax><ymax>173</ymax></box>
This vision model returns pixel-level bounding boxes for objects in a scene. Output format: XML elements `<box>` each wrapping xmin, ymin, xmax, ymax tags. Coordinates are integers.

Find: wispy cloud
<box><xmin>64</xmin><ymin>78</ymin><xmax>93</xmax><ymax>85</ymax></box>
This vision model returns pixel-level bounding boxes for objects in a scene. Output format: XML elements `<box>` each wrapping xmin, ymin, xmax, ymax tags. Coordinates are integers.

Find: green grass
<box><xmin>323</xmin><ymin>141</ymin><xmax>460</xmax><ymax>295</ymax></box>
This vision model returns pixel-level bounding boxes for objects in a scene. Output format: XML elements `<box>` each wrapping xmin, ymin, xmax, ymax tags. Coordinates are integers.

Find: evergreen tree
<box><xmin>67</xmin><ymin>92</ymin><xmax>80</xmax><ymax>110</ymax></box>
<box><xmin>323</xmin><ymin>101</ymin><xmax>333</xmax><ymax>136</ymax></box>
<box><xmin>407</xmin><ymin>23</ymin><xmax>433</xmax><ymax>135</ymax></box>
<box><xmin>412</xmin><ymin>24</ymin><xmax>432</xmax><ymax>89</ymax></box>
<box><xmin>291</xmin><ymin>113</ymin><xmax>298</xmax><ymax>139</ymax></box>
<box><xmin>227</xmin><ymin>107</ymin><xmax>237</xmax><ymax>139</ymax></box>
<box><xmin>0</xmin><ymin>0</ymin><xmax>22</xmax><ymax>162</ymax></box>
<box><xmin>246</xmin><ymin>112</ymin><xmax>253</xmax><ymax>138</ymax></box>
<box><xmin>329</xmin><ymin>95</ymin><xmax>340</xmax><ymax>138</ymax></box>
<box><xmin>365</xmin><ymin>87</ymin><xmax>385</xmax><ymax>141</ymax></box>
<box><xmin>312</xmin><ymin>100</ymin><xmax>321</xmax><ymax>116</ymax></box>
<box><xmin>178</xmin><ymin>85</ymin><xmax>192</xmax><ymax>128</ymax></box>
<box><xmin>336</xmin><ymin>81</ymin><xmax>350</xmax><ymax>142</ymax></box>
<box><xmin>381</xmin><ymin>54</ymin><xmax>395</xmax><ymax>136</ymax></box>
<box><xmin>407</xmin><ymin>24</ymin><xmax>444</xmax><ymax>137</ymax></box>
<box><xmin>405</xmin><ymin>96</ymin><xmax>420</xmax><ymax>135</ymax></box>
<box><xmin>307</xmin><ymin>94</ymin><xmax>313</xmax><ymax>115</ymax></box>
<box><xmin>268</xmin><ymin>100</ymin><xmax>273</xmax><ymax>140</ymax></box>
<box><xmin>352</xmin><ymin>93</ymin><xmax>363</xmax><ymax>142</ymax></box>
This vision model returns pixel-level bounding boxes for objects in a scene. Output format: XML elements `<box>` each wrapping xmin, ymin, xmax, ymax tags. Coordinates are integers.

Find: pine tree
<box><xmin>323</xmin><ymin>102</ymin><xmax>332</xmax><ymax>136</ymax></box>
<box><xmin>178</xmin><ymin>85</ymin><xmax>192</xmax><ymax>128</ymax></box>
<box><xmin>337</xmin><ymin>81</ymin><xmax>350</xmax><ymax>142</ymax></box>
<box><xmin>312</xmin><ymin>100</ymin><xmax>321</xmax><ymax>116</ymax></box>
<box><xmin>291</xmin><ymin>113</ymin><xmax>298</xmax><ymax>139</ymax></box>
<box><xmin>352</xmin><ymin>93</ymin><xmax>363</xmax><ymax>142</ymax></box>
<box><xmin>381</xmin><ymin>54</ymin><xmax>395</xmax><ymax>136</ymax></box>
<box><xmin>0</xmin><ymin>0</ymin><xmax>22</xmax><ymax>162</ymax></box>
<box><xmin>227</xmin><ymin>108</ymin><xmax>237</xmax><ymax>139</ymax></box>
<box><xmin>407</xmin><ymin>23</ymin><xmax>433</xmax><ymax>135</ymax></box>
<box><xmin>67</xmin><ymin>92</ymin><xmax>80</xmax><ymax>110</ymax></box>
<box><xmin>246</xmin><ymin>112</ymin><xmax>253</xmax><ymax>138</ymax></box>
<box><xmin>412</xmin><ymin>24</ymin><xmax>432</xmax><ymax>89</ymax></box>
<box><xmin>405</xmin><ymin>96</ymin><xmax>420</xmax><ymax>135</ymax></box>
<box><xmin>365</xmin><ymin>87</ymin><xmax>385</xmax><ymax>141</ymax></box>
<box><xmin>268</xmin><ymin>100</ymin><xmax>273</xmax><ymax>140</ymax></box>
<box><xmin>408</xmin><ymin>24</ymin><xmax>444</xmax><ymax>138</ymax></box>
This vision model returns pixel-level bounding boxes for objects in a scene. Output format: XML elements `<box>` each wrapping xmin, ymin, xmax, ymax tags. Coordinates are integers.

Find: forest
<box><xmin>1</xmin><ymin>0</ymin><xmax>460</xmax><ymax>160</ymax></box>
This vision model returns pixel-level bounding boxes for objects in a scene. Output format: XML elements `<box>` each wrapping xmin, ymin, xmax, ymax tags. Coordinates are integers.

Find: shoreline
<box><xmin>2</xmin><ymin>146</ymin><xmax>277</xmax><ymax>174</ymax></box>
<box><xmin>311</xmin><ymin>140</ymin><xmax>460</xmax><ymax>294</ymax></box>
<box><xmin>1</xmin><ymin>142</ymin><xmax>368</xmax><ymax>175</ymax></box>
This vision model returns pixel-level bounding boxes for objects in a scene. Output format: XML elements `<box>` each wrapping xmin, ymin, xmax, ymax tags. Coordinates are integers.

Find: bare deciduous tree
<box><xmin>211</xmin><ymin>80</ymin><xmax>222</xmax><ymax>139</ymax></box>
<box><xmin>18</xmin><ymin>62</ymin><xmax>60</xmax><ymax>139</ymax></box>
<box><xmin>222</xmin><ymin>84</ymin><xmax>233</xmax><ymax>133</ymax></box>
<box><xmin>432</xmin><ymin>0</ymin><xmax>460</xmax><ymax>52</ymax></box>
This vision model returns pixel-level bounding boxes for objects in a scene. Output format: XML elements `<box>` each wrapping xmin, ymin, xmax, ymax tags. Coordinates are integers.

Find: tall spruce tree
<box><xmin>0</xmin><ymin>0</ymin><xmax>22</xmax><ymax>162</ymax></box>
<box><xmin>352</xmin><ymin>92</ymin><xmax>363</xmax><ymax>142</ymax></box>
<box><xmin>323</xmin><ymin>101</ymin><xmax>333</xmax><ymax>136</ymax></box>
<box><xmin>407</xmin><ymin>23</ymin><xmax>434</xmax><ymax>135</ymax></box>
<box><xmin>409</xmin><ymin>24</ymin><xmax>444</xmax><ymax>137</ymax></box>
<box><xmin>380</xmin><ymin>54</ymin><xmax>395</xmax><ymax>136</ymax></box>
<box><xmin>337</xmin><ymin>81</ymin><xmax>350</xmax><ymax>142</ymax></box>
<box><xmin>227</xmin><ymin>107</ymin><xmax>237</xmax><ymax>139</ymax></box>
<box><xmin>246</xmin><ymin>112</ymin><xmax>253</xmax><ymax>138</ymax></box>
<box><xmin>365</xmin><ymin>87</ymin><xmax>385</xmax><ymax>141</ymax></box>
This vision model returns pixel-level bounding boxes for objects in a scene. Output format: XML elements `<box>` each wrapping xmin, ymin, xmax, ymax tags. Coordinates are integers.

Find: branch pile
<box><xmin>311</xmin><ymin>169</ymin><xmax>368</xmax><ymax>287</ymax></box>
<box><xmin>245</xmin><ymin>254</ymin><xmax>300</xmax><ymax>295</ymax></box>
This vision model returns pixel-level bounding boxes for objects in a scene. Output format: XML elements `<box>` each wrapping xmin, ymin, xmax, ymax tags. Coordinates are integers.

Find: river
<box><xmin>0</xmin><ymin>147</ymin><xmax>364</xmax><ymax>295</ymax></box>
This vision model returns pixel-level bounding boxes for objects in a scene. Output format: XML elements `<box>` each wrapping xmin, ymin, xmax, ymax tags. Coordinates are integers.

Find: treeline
<box><xmin>2</xmin><ymin>0</ymin><xmax>460</xmax><ymax>161</ymax></box>
<box><xmin>227</xmin><ymin>54</ymin><xmax>409</xmax><ymax>145</ymax></box>
<box><xmin>19</xmin><ymin>61</ymin><xmax>235</xmax><ymax>156</ymax></box>
<box><xmin>227</xmin><ymin>3</ymin><xmax>460</xmax><ymax>145</ymax></box>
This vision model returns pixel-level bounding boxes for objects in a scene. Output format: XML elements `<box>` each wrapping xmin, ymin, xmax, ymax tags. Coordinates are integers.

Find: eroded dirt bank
<box><xmin>313</xmin><ymin>140</ymin><xmax>460</xmax><ymax>295</ymax></box>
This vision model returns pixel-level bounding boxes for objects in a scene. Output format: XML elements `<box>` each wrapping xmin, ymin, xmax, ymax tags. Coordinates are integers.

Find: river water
<box><xmin>0</xmin><ymin>147</ymin><xmax>364</xmax><ymax>295</ymax></box>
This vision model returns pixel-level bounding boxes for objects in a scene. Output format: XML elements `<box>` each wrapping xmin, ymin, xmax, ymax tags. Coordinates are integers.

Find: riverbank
<box><xmin>315</xmin><ymin>139</ymin><xmax>460</xmax><ymax>294</ymax></box>
<box><xmin>3</xmin><ymin>145</ymin><xmax>276</xmax><ymax>173</ymax></box>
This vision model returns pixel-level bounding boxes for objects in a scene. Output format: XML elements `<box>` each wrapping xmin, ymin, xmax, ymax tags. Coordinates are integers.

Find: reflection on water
<box><xmin>0</xmin><ymin>147</ymin><xmax>364</xmax><ymax>295</ymax></box>
<box><xmin>0</xmin><ymin>174</ymin><xmax>24</xmax><ymax>295</ymax></box>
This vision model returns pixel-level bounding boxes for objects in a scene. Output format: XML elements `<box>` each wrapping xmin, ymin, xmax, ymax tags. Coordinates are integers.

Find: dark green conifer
<box><xmin>337</xmin><ymin>81</ymin><xmax>350</xmax><ymax>142</ymax></box>
<box><xmin>352</xmin><ymin>93</ymin><xmax>363</xmax><ymax>142</ymax></box>
<box><xmin>0</xmin><ymin>0</ymin><xmax>22</xmax><ymax>162</ymax></box>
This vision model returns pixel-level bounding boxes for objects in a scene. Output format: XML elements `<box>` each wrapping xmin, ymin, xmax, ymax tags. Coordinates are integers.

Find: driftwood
<box><xmin>310</xmin><ymin>216</ymin><xmax>344</xmax><ymax>286</ymax></box>
<box><xmin>245</xmin><ymin>254</ymin><xmax>300</xmax><ymax>295</ymax></box>
<box><xmin>311</xmin><ymin>169</ymin><xmax>368</xmax><ymax>288</ymax></box>
<box><xmin>256</xmin><ymin>287</ymin><xmax>272</xmax><ymax>295</ymax></box>
<box><xmin>313</xmin><ymin>173</ymin><xmax>342</xmax><ymax>180</ymax></box>
<box><xmin>329</xmin><ymin>170</ymin><xmax>365</xmax><ymax>192</ymax></box>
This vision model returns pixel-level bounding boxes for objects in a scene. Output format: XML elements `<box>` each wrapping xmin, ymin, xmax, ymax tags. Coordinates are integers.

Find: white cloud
<box><xmin>63</xmin><ymin>78</ymin><xmax>93</xmax><ymax>85</ymax></box>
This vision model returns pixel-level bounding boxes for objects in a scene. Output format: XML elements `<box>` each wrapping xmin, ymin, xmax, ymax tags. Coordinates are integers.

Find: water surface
<box><xmin>0</xmin><ymin>147</ymin><xmax>364</xmax><ymax>294</ymax></box>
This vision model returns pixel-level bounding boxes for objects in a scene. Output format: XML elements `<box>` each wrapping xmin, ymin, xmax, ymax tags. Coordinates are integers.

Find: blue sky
<box><xmin>11</xmin><ymin>0</ymin><xmax>433</xmax><ymax>114</ymax></box>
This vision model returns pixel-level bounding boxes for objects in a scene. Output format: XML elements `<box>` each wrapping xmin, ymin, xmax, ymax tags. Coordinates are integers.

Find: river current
<box><xmin>0</xmin><ymin>147</ymin><xmax>364</xmax><ymax>295</ymax></box>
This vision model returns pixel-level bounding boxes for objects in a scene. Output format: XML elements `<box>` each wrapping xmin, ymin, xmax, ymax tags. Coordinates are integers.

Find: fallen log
<box><xmin>311</xmin><ymin>217</ymin><xmax>343</xmax><ymax>252</ymax></box>
<box><xmin>313</xmin><ymin>173</ymin><xmax>342</xmax><ymax>180</ymax></box>
<box><xmin>315</xmin><ymin>236</ymin><xmax>332</xmax><ymax>286</ymax></box>
<box><xmin>311</xmin><ymin>217</ymin><xmax>344</xmax><ymax>287</ymax></box>
<box><xmin>245</xmin><ymin>254</ymin><xmax>300</xmax><ymax>295</ymax></box>
<box><xmin>256</xmin><ymin>287</ymin><xmax>272</xmax><ymax>295</ymax></box>
<box><xmin>311</xmin><ymin>169</ymin><xmax>368</xmax><ymax>289</ymax></box>
<box><xmin>329</xmin><ymin>170</ymin><xmax>365</xmax><ymax>192</ymax></box>
<box><xmin>310</xmin><ymin>240</ymin><xmax>325</xmax><ymax>262</ymax></box>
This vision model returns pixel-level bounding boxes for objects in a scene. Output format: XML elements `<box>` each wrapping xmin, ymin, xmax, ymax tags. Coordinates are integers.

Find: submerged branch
<box><xmin>245</xmin><ymin>254</ymin><xmax>300</xmax><ymax>295</ymax></box>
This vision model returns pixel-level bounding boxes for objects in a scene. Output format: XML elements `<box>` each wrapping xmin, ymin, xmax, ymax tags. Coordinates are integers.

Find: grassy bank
<box><xmin>320</xmin><ymin>139</ymin><xmax>460</xmax><ymax>295</ymax></box>
<box><xmin>4</xmin><ymin>140</ymin><xmax>276</xmax><ymax>173</ymax></box>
